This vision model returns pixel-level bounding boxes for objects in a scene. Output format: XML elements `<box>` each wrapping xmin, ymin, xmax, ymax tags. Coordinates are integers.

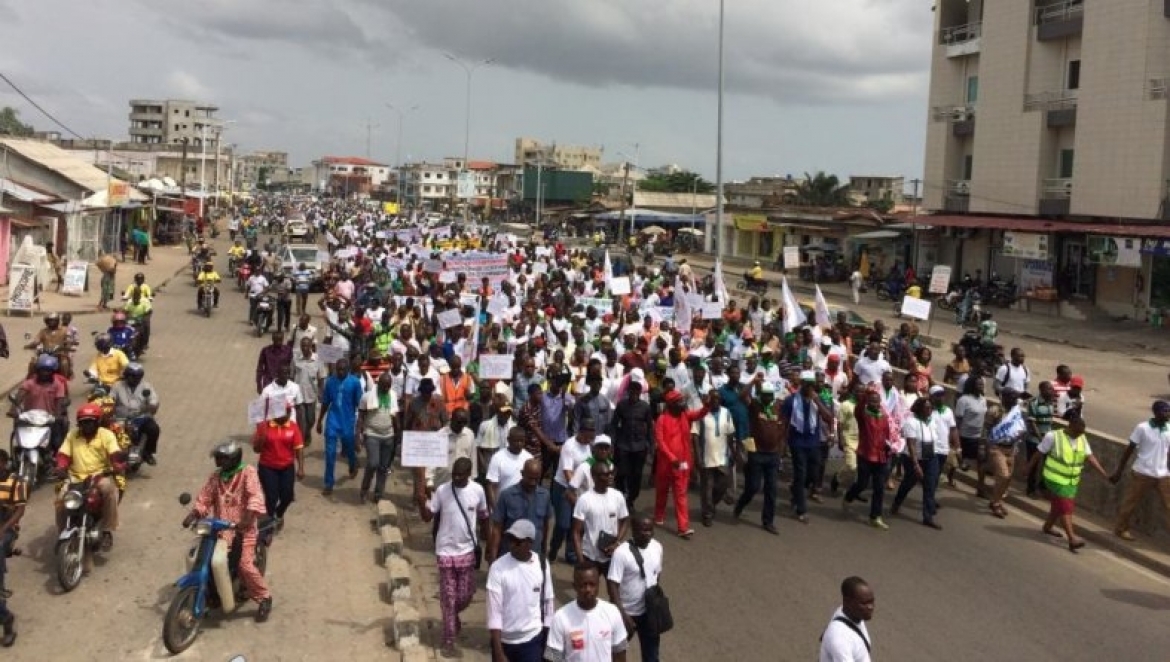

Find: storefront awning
<box><xmin>9</xmin><ymin>217</ymin><xmax>43</xmax><ymax>228</ymax></box>
<box><xmin>851</xmin><ymin>229</ymin><xmax>902</xmax><ymax>240</ymax></box>
<box><xmin>907</xmin><ymin>214</ymin><xmax>1170</xmax><ymax>238</ymax></box>
<box><xmin>734</xmin><ymin>216</ymin><xmax>769</xmax><ymax>231</ymax></box>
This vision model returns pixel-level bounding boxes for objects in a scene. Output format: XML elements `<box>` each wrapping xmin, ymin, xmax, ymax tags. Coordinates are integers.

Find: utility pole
<box><xmin>715</xmin><ymin>0</ymin><xmax>726</xmax><ymax>263</ymax></box>
<box><xmin>910</xmin><ymin>177</ymin><xmax>923</xmax><ymax>272</ymax></box>
<box><xmin>445</xmin><ymin>54</ymin><xmax>494</xmax><ymax>223</ymax></box>
<box><xmin>386</xmin><ymin>103</ymin><xmax>418</xmax><ymax>210</ymax></box>
<box><xmin>618</xmin><ymin>161</ymin><xmax>630</xmax><ymax>243</ymax></box>
<box><xmin>365</xmin><ymin>117</ymin><xmax>379</xmax><ymax>158</ymax></box>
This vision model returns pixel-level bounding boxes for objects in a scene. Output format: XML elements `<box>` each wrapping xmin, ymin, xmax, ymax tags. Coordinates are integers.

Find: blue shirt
<box><xmin>781</xmin><ymin>392</ymin><xmax>821</xmax><ymax>449</ymax></box>
<box><xmin>718</xmin><ymin>383</ymin><xmax>750</xmax><ymax>442</ymax></box>
<box><xmin>322</xmin><ymin>374</ymin><xmax>363</xmax><ymax>434</ymax></box>
<box><xmin>490</xmin><ymin>484</ymin><xmax>552</xmax><ymax>545</ymax></box>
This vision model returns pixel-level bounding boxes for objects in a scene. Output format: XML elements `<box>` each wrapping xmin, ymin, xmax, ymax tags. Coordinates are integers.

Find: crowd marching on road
<box><xmin>0</xmin><ymin>194</ymin><xmax>1167</xmax><ymax>660</ymax></box>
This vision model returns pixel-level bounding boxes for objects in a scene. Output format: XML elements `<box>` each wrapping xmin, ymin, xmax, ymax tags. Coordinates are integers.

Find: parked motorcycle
<box><xmin>252</xmin><ymin>294</ymin><xmax>274</xmax><ymax>337</ymax></box>
<box><xmin>987</xmin><ymin>278</ymin><xmax>1019</xmax><ymax>308</ymax></box>
<box><xmin>935</xmin><ymin>288</ymin><xmax>962</xmax><ymax>312</ymax></box>
<box><xmin>735</xmin><ymin>274</ymin><xmax>769</xmax><ymax>296</ymax></box>
<box><xmin>162</xmin><ymin>493</ymin><xmax>276</xmax><ymax>654</ymax></box>
<box><xmin>7</xmin><ymin>394</ymin><xmax>54</xmax><ymax>489</ymax></box>
<box><xmin>198</xmin><ymin>283</ymin><xmax>217</xmax><ymax>318</ymax></box>
<box><xmin>56</xmin><ymin>472</ymin><xmax>113</xmax><ymax>592</ymax></box>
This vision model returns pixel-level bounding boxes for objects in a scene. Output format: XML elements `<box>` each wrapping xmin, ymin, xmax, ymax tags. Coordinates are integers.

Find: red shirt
<box><xmin>254</xmin><ymin>421</ymin><xmax>303</xmax><ymax>469</ymax></box>
<box><xmin>19</xmin><ymin>376</ymin><xmax>66</xmax><ymax>413</ymax></box>
<box><xmin>854</xmin><ymin>406</ymin><xmax>891</xmax><ymax>465</ymax></box>
<box><xmin>654</xmin><ymin>406</ymin><xmax>707</xmax><ymax>470</ymax></box>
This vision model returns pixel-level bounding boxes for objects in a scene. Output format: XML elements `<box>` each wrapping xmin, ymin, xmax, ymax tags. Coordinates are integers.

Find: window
<box><xmin>174</xmin><ymin>124</ymin><xmax>180</xmax><ymax>131</ymax></box>
<box><xmin>1059</xmin><ymin>149</ymin><xmax>1075</xmax><ymax>178</ymax></box>
<box><xmin>185</xmin><ymin>110</ymin><xmax>190</xmax><ymax>117</ymax></box>
<box><xmin>967</xmin><ymin>75</ymin><xmax>980</xmax><ymax>103</ymax></box>
<box><xmin>1067</xmin><ymin>60</ymin><xmax>1080</xmax><ymax>90</ymax></box>
<box><xmin>963</xmin><ymin>154</ymin><xmax>974</xmax><ymax>180</ymax></box>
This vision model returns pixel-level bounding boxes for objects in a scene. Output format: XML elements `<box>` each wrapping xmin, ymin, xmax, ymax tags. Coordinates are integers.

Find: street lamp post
<box><xmin>445</xmin><ymin>53</ymin><xmax>493</xmax><ymax>223</ymax></box>
<box><xmin>198</xmin><ymin>124</ymin><xmax>209</xmax><ymax>221</ymax></box>
<box><xmin>715</xmin><ymin>0</ymin><xmax>726</xmax><ymax>263</ymax></box>
<box><xmin>386</xmin><ymin>103</ymin><xmax>419</xmax><ymax>210</ymax></box>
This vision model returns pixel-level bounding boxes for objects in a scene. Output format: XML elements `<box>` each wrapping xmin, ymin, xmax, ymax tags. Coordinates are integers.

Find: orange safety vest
<box><xmin>439</xmin><ymin>372</ymin><xmax>473</xmax><ymax>415</ymax></box>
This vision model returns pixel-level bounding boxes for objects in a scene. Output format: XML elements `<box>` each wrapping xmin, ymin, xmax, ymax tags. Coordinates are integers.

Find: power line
<box><xmin>0</xmin><ymin>71</ymin><xmax>86</xmax><ymax>139</ymax></box>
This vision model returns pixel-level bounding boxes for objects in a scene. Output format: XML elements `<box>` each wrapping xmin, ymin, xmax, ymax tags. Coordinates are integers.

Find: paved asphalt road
<box><xmin>6</xmin><ymin>254</ymin><xmax>387</xmax><ymax>661</ymax></box>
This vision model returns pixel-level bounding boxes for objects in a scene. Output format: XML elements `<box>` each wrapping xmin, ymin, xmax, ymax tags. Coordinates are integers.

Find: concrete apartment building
<box><xmin>849</xmin><ymin>175</ymin><xmax>906</xmax><ymax>208</ymax></box>
<box><xmin>236</xmin><ymin>151</ymin><xmax>289</xmax><ymax>189</ymax></box>
<box><xmin>128</xmin><ymin>99</ymin><xmax>220</xmax><ymax>146</ymax></box>
<box><xmin>920</xmin><ymin>0</ymin><xmax>1170</xmax><ymax>318</ymax></box>
<box><xmin>514</xmin><ymin>138</ymin><xmax>602</xmax><ymax>171</ymax></box>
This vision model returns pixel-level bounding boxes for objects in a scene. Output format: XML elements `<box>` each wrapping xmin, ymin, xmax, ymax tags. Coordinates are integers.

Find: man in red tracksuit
<box><xmin>653</xmin><ymin>389</ymin><xmax>708</xmax><ymax>539</ymax></box>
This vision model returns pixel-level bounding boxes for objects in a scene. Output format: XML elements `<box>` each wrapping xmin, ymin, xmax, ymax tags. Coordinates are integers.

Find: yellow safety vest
<box><xmin>1042</xmin><ymin>430</ymin><xmax>1087</xmax><ymax>488</ymax></box>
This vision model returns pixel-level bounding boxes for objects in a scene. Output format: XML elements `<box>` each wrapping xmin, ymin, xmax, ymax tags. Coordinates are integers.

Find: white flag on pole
<box><xmin>713</xmin><ymin>259</ymin><xmax>730</xmax><ymax>303</ymax></box>
<box><xmin>604</xmin><ymin>250</ymin><xmax>614</xmax><ymax>284</ymax></box>
<box><xmin>781</xmin><ymin>276</ymin><xmax>807</xmax><ymax>333</ymax></box>
<box><xmin>813</xmin><ymin>285</ymin><xmax>833</xmax><ymax>328</ymax></box>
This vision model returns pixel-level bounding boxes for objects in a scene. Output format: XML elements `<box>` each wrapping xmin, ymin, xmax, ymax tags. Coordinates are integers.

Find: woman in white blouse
<box><xmin>891</xmin><ymin>397</ymin><xmax>944</xmax><ymax>530</ymax></box>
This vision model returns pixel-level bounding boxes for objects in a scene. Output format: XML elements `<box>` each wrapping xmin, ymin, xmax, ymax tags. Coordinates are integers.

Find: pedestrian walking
<box><xmin>652</xmin><ymin>389</ymin><xmax>705</xmax><ymax>538</ymax></box>
<box><xmin>819</xmin><ymin>576</ymin><xmax>874</xmax><ymax>662</ymax></box>
<box><xmin>486</xmin><ymin>520</ymin><xmax>555</xmax><ymax>662</ymax></box>
<box><xmin>292</xmin><ymin>337</ymin><xmax>324</xmax><ymax>446</ymax></box>
<box><xmin>985</xmin><ymin>388</ymin><xmax>1027</xmax><ymax>519</ymax></box>
<box><xmin>573</xmin><ymin>462</ymin><xmax>630</xmax><ymax>577</ymax></box>
<box><xmin>1111</xmin><ymin>400</ymin><xmax>1170</xmax><ymax>541</ymax></box>
<box><xmin>785</xmin><ymin>371</ymin><xmax>834</xmax><ymax>524</ymax></box>
<box><xmin>419</xmin><ymin>458</ymin><xmax>488</xmax><ymax>658</ymax></box>
<box><xmin>357</xmin><ymin>371</ymin><xmax>398</xmax><ymax>504</ymax></box>
<box><xmin>550</xmin><ymin>418</ymin><xmax>595</xmax><ymax>565</ymax></box>
<box><xmin>696</xmin><ymin>391</ymin><xmax>735</xmax><ymax>527</ymax></box>
<box><xmin>734</xmin><ymin>379</ymin><xmax>785</xmax><ymax>535</ymax></box>
<box><xmin>487</xmin><ymin>427</ymin><xmax>535</xmax><ymax>506</ymax></box>
<box><xmin>1025</xmin><ymin>415</ymin><xmax>1109</xmax><ymax>552</ymax></box>
<box><xmin>256</xmin><ymin>331</ymin><xmax>293</xmax><ymax>394</ymax></box>
<box><xmin>952</xmin><ymin>376</ymin><xmax>988</xmax><ymax>489</ymax></box>
<box><xmin>606</xmin><ymin>515</ymin><xmax>663</xmax><ymax>662</ymax></box>
<box><xmin>890</xmin><ymin>397</ymin><xmax>943</xmax><ymax>529</ymax></box>
<box><xmin>611</xmin><ymin>381</ymin><xmax>654</xmax><ymax>511</ymax></box>
<box><xmin>488</xmin><ymin>459</ymin><xmax>552</xmax><ymax>563</ymax></box>
<box><xmin>843</xmin><ymin>386</ymin><xmax>892</xmax><ymax>530</ymax></box>
<box><xmin>0</xmin><ymin>451</ymin><xmax>27</xmax><ymax>600</ymax></box>
<box><xmin>1025</xmin><ymin>381</ymin><xmax>1057</xmax><ymax>497</ymax></box>
<box><xmin>546</xmin><ymin>564</ymin><xmax>629</xmax><ymax>662</ymax></box>
<box><xmin>316</xmin><ymin>358</ymin><xmax>364</xmax><ymax>497</ymax></box>
<box><xmin>251</xmin><ymin>410</ymin><xmax>305</xmax><ymax>524</ymax></box>
<box><xmin>849</xmin><ymin>269</ymin><xmax>862</xmax><ymax>305</ymax></box>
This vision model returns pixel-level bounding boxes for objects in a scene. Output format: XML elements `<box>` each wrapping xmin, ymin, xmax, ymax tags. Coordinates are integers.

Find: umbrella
<box><xmin>677</xmin><ymin>228</ymin><xmax>704</xmax><ymax>236</ymax></box>
<box><xmin>641</xmin><ymin>226</ymin><xmax>668</xmax><ymax>235</ymax></box>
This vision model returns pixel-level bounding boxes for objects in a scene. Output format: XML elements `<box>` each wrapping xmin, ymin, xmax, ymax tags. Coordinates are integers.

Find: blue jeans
<box><xmin>548</xmin><ymin>482</ymin><xmax>576</xmax><ymax>562</ymax></box>
<box><xmin>633</xmin><ymin>612</ymin><xmax>662</xmax><ymax>662</ymax></box>
<box><xmin>788</xmin><ymin>445</ymin><xmax>820</xmax><ymax>516</ymax></box>
<box><xmin>845</xmin><ymin>460</ymin><xmax>889</xmax><ymax>520</ymax></box>
<box><xmin>501</xmin><ymin>630</ymin><xmax>546</xmax><ymax>662</ymax></box>
<box><xmin>324</xmin><ymin>428</ymin><xmax>356</xmax><ymax>489</ymax></box>
<box><xmin>893</xmin><ymin>454</ymin><xmax>942</xmax><ymax>523</ymax></box>
<box><xmin>735</xmin><ymin>452</ymin><xmax>780</xmax><ymax>526</ymax></box>
<box><xmin>361</xmin><ymin>433</ymin><xmax>396</xmax><ymax>499</ymax></box>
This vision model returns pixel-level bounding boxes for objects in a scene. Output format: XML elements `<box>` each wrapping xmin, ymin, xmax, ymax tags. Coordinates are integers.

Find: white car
<box><xmin>284</xmin><ymin>219</ymin><xmax>311</xmax><ymax>241</ymax></box>
<box><xmin>280</xmin><ymin>244</ymin><xmax>330</xmax><ymax>292</ymax></box>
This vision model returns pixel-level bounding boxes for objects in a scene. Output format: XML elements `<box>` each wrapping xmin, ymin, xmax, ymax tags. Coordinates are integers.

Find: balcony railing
<box><xmin>1035</xmin><ymin>0</ymin><xmax>1084</xmax><ymax>25</ymax></box>
<box><xmin>1023</xmin><ymin>91</ymin><xmax>1078</xmax><ymax>111</ymax></box>
<box><xmin>1042</xmin><ymin>178</ymin><xmax>1074</xmax><ymax>199</ymax></box>
<box><xmin>940</xmin><ymin>22</ymin><xmax>982</xmax><ymax>45</ymax></box>
<box><xmin>947</xmin><ymin>180</ymin><xmax>972</xmax><ymax>196</ymax></box>
<box><xmin>1150</xmin><ymin>78</ymin><xmax>1169</xmax><ymax>100</ymax></box>
<box><xmin>931</xmin><ymin>105</ymin><xmax>975</xmax><ymax>123</ymax></box>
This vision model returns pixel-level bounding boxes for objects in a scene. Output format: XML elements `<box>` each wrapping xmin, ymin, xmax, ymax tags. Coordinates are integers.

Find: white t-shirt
<box><xmin>573</xmin><ymin>489</ymin><xmax>629</xmax><ymax>562</ymax></box>
<box><xmin>994</xmin><ymin>363</ymin><xmax>1030</xmax><ymax>394</ymax></box>
<box><xmin>931</xmin><ymin>406</ymin><xmax>957</xmax><ymax>454</ymax></box>
<box><xmin>901</xmin><ymin>414</ymin><xmax>939</xmax><ymax>458</ymax></box>
<box><xmin>819</xmin><ymin>607</ymin><xmax>871</xmax><ymax>662</ymax></box>
<box><xmin>486</xmin><ymin>553</ymin><xmax>554</xmax><ymax>645</ymax></box>
<box><xmin>557</xmin><ymin>439</ymin><xmax>593</xmax><ymax>487</ymax></box>
<box><xmin>427</xmin><ymin>482</ymin><xmax>488</xmax><ymax>558</ymax></box>
<box><xmin>853</xmin><ymin>356</ymin><xmax>890</xmax><ymax>388</ymax></box>
<box><xmin>606</xmin><ymin>539</ymin><xmax>663</xmax><ymax>616</ymax></box>
<box><xmin>260</xmin><ymin>381</ymin><xmax>304</xmax><ymax>422</ymax></box>
<box><xmin>1128</xmin><ymin>421</ymin><xmax>1170</xmax><ymax>478</ymax></box>
<box><xmin>570</xmin><ymin>459</ymin><xmax>613</xmax><ymax>494</ymax></box>
<box><xmin>546</xmin><ymin>600</ymin><xmax>628</xmax><ymax>662</ymax></box>
<box><xmin>487</xmin><ymin>448</ymin><xmax>534</xmax><ymax>494</ymax></box>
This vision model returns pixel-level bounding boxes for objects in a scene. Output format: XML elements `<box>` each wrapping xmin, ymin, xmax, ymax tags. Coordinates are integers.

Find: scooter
<box><xmin>56</xmin><ymin>472</ymin><xmax>113</xmax><ymax>592</ymax></box>
<box><xmin>7</xmin><ymin>394</ymin><xmax>54</xmax><ymax>489</ymax></box>
<box><xmin>253</xmin><ymin>295</ymin><xmax>274</xmax><ymax>337</ymax></box>
<box><xmin>162</xmin><ymin>493</ymin><xmax>276</xmax><ymax>655</ymax></box>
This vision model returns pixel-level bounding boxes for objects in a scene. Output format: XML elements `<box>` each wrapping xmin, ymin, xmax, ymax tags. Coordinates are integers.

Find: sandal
<box><xmin>990</xmin><ymin>504</ymin><xmax>1007</xmax><ymax>519</ymax></box>
<box><xmin>1042</xmin><ymin>528</ymin><xmax>1064</xmax><ymax>539</ymax></box>
<box><xmin>1068</xmin><ymin>539</ymin><xmax>1086</xmax><ymax>552</ymax></box>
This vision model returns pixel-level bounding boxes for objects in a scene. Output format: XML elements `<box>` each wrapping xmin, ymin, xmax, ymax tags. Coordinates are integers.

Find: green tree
<box><xmin>0</xmin><ymin>107</ymin><xmax>34</xmax><ymax>137</ymax></box>
<box><xmin>793</xmin><ymin>171</ymin><xmax>852</xmax><ymax>207</ymax></box>
<box><xmin>637</xmin><ymin>170</ymin><xmax>715</xmax><ymax>194</ymax></box>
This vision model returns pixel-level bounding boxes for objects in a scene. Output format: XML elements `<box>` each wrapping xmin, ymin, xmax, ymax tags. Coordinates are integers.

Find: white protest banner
<box><xmin>459</xmin><ymin>293</ymin><xmax>481</xmax><ymax>309</ymax></box>
<box><xmin>487</xmin><ymin>296</ymin><xmax>510</xmax><ymax>317</ymax></box>
<box><xmin>900</xmin><ymin>296</ymin><xmax>932</xmax><ymax>320</ymax></box>
<box><xmin>438</xmin><ymin>308</ymin><xmax>464</xmax><ymax>329</ymax></box>
<box><xmin>317</xmin><ymin>342</ymin><xmax>347</xmax><ymax>366</ymax></box>
<box><xmin>401</xmin><ymin>431</ymin><xmax>450</xmax><ymax>468</ymax></box>
<box><xmin>929</xmin><ymin>265</ymin><xmax>952</xmax><ymax>295</ymax></box>
<box><xmin>783</xmin><ymin>246</ymin><xmax>801</xmax><ymax>270</ymax></box>
<box><xmin>699</xmin><ymin>301</ymin><xmax>724</xmax><ymax>320</ymax></box>
<box><xmin>374</xmin><ymin>230</ymin><xmax>389</xmax><ymax>239</ymax></box>
<box><xmin>685</xmin><ymin>293</ymin><xmax>705</xmax><ymax>309</ymax></box>
<box><xmin>423</xmin><ymin>259</ymin><xmax>444</xmax><ymax>273</ymax></box>
<box><xmin>7</xmin><ymin>265</ymin><xmax>35</xmax><ymax>313</ymax></box>
<box><xmin>478</xmin><ymin>354</ymin><xmax>514</xmax><ymax>380</ymax></box>
<box><xmin>531</xmin><ymin>262</ymin><xmax>548</xmax><ymax>275</ymax></box>
<box><xmin>446</xmin><ymin>255</ymin><xmax>510</xmax><ymax>291</ymax></box>
<box><xmin>431</xmin><ymin>224</ymin><xmax>453</xmax><ymax>239</ymax></box>
<box><xmin>61</xmin><ymin>261</ymin><xmax>88</xmax><ymax>296</ymax></box>
<box><xmin>247</xmin><ymin>395</ymin><xmax>288</xmax><ymax>425</ymax></box>
<box><xmin>392</xmin><ymin>296</ymin><xmax>435</xmax><ymax>318</ymax></box>
<box><xmin>577</xmin><ymin>296</ymin><xmax>613</xmax><ymax>313</ymax></box>
<box><xmin>609</xmin><ymin>276</ymin><xmax>631</xmax><ymax>296</ymax></box>
<box><xmin>535</xmin><ymin>246</ymin><xmax>552</xmax><ymax>258</ymax></box>
<box><xmin>813</xmin><ymin>285</ymin><xmax>833</xmax><ymax>328</ymax></box>
<box><xmin>438</xmin><ymin>270</ymin><xmax>458</xmax><ymax>284</ymax></box>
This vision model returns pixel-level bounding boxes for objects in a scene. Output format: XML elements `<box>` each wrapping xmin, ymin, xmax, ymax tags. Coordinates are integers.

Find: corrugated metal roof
<box><xmin>633</xmin><ymin>191</ymin><xmax>721</xmax><ymax>210</ymax></box>
<box><xmin>908</xmin><ymin>214</ymin><xmax>1170</xmax><ymax>238</ymax></box>
<box><xmin>0</xmin><ymin>178</ymin><xmax>63</xmax><ymax>203</ymax></box>
<box><xmin>0</xmin><ymin>138</ymin><xmax>146</xmax><ymax>201</ymax></box>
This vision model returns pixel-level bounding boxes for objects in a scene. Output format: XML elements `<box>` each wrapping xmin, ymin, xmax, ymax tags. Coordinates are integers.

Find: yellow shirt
<box><xmin>906</xmin><ymin>285</ymin><xmax>922</xmax><ymax>299</ymax></box>
<box><xmin>227</xmin><ymin>246</ymin><xmax>246</xmax><ymax>258</ymax></box>
<box><xmin>60</xmin><ymin>428</ymin><xmax>121</xmax><ymax>482</ymax></box>
<box><xmin>749</xmin><ymin>266</ymin><xmax>763</xmax><ymax>279</ymax></box>
<box><xmin>122</xmin><ymin>284</ymin><xmax>153</xmax><ymax>300</ymax></box>
<box><xmin>89</xmin><ymin>349</ymin><xmax>129</xmax><ymax>386</ymax></box>
<box><xmin>197</xmin><ymin>271</ymin><xmax>222</xmax><ymax>284</ymax></box>
<box><xmin>123</xmin><ymin>298</ymin><xmax>152</xmax><ymax>318</ymax></box>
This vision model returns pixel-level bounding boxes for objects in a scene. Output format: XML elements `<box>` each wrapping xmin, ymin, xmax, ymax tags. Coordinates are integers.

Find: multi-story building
<box><xmin>307</xmin><ymin>156</ymin><xmax>391</xmax><ymax>197</ymax></box>
<box><xmin>400</xmin><ymin>162</ymin><xmax>453</xmax><ymax>209</ymax></box>
<box><xmin>236</xmin><ymin>151</ymin><xmax>289</xmax><ymax>190</ymax></box>
<box><xmin>920</xmin><ymin>0</ymin><xmax>1170</xmax><ymax>317</ymax></box>
<box><xmin>128</xmin><ymin>99</ymin><xmax>220</xmax><ymax>146</ymax></box>
<box><xmin>514</xmin><ymin>138</ymin><xmax>602</xmax><ymax>171</ymax></box>
<box><xmin>55</xmin><ymin>139</ymin><xmax>232</xmax><ymax>192</ymax></box>
<box><xmin>848</xmin><ymin>175</ymin><xmax>906</xmax><ymax>208</ymax></box>
<box><xmin>724</xmin><ymin>176</ymin><xmax>800</xmax><ymax>209</ymax></box>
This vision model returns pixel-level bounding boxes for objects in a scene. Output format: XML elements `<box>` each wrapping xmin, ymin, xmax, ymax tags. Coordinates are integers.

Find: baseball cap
<box><xmin>929</xmin><ymin>385</ymin><xmax>946</xmax><ymax>396</ymax></box>
<box><xmin>760</xmin><ymin>382</ymin><xmax>777</xmax><ymax>395</ymax></box>
<box><xmin>1070</xmin><ymin>376</ymin><xmax>1085</xmax><ymax>388</ymax></box>
<box><xmin>505</xmin><ymin>520</ymin><xmax>536</xmax><ymax>541</ymax></box>
<box><xmin>591</xmin><ymin>434</ymin><xmax>613</xmax><ymax>447</ymax></box>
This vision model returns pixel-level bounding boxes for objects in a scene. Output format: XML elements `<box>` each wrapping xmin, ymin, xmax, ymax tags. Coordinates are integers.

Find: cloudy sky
<box><xmin>0</xmin><ymin>0</ymin><xmax>934</xmax><ymax>184</ymax></box>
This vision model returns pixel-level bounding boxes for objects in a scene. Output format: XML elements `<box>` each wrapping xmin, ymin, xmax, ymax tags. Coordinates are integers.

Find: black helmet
<box><xmin>211</xmin><ymin>441</ymin><xmax>242</xmax><ymax>471</ymax></box>
<box><xmin>124</xmin><ymin>362</ymin><xmax>145</xmax><ymax>380</ymax></box>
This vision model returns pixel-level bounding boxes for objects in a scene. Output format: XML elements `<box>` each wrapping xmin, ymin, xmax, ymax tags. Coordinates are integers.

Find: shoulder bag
<box><xmin>450</xmin><ymin>485</ymin><xmax>483</xmax><ymax>569</ymax></box>
<box><xmin>628</xmin><ymin>541</ymin><xmax>673</xmax><ymax>634</ymax></box>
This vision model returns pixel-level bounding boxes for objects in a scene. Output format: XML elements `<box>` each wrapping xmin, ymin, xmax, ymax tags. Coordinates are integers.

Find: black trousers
<box><xmin>614</xmin><ymin>447</ymin><xmax>648</xmax><ymax>507</ymax></box>
<box><xmin>276</xmin><ymin>299</ymin><xmax>292</xmax><ymax>331</ymax></box>
<box><xmin>137</xmin><ymin>417</ymin><xmax>162</xmax><ymax>458</ymax></box>
<box><xmin>258</xmin><ymin>464</ymin><xmax>296</xmax><ymax>518</ymax></box>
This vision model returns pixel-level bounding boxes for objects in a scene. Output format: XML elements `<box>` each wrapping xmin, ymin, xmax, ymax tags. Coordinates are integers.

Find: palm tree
<box><xmin>793</xmin><ymin>171</ymin><xmax>852</xmax><ymax>207</ymax></box>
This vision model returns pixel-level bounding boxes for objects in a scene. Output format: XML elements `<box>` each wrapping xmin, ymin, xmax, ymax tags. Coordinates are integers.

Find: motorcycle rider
<box><xmin>109</xmin><ymin>363</ymin><xmax>161</xmax><ymax>466</ymax></box>
<box><xmin>54</xmin><ymin>403</ymin><xmax>124</xmax><ymax>548</ymax></box>
<box><xmin>86</xmin><ymin>334</ymin><xmax>129</xmax><ymax>389</ymax></box>
<box><xmin>195</xmin><ymin>262</ymin><xmax>222</xmax><ymax>310</ymax></box>
<box><xmin>11</xmin><ymin>354</ymin><xmax>69</xmax><ymax>453</ymax></box>
<box><xmin>182</xmin><ymin>441</ymin><xmax>273</xmax><ymax>622</ymax></box>
<box><xmin>107</xmin><ymin>312</ymin><xmax>136</xmax><ymax>358</ymax></box>
<box><xmin>227</xmin><ymin>239</ymin><xmax>247</xmax><ymax>271</ymax></box>
<box><xmin>246</xmin><ymin>269</ymin><xmax>271</xmax><ymax>326</ymax></box>
<box><xmin>121</xmin><ymin>272</ymin><xmax>154</xmax><ymax>302</ymax></box>
<box><xmin>122</xmin><ymin>288</ymin><xmax>153</xmax><ymax>354</ymax></box>
<box><xmin>746</xmin><ymin>260</ymin><xmax>765</xmax><ymax>287</ymax></box>
<box><xmin>23</xmin><ymin>312</ymin><xmax>72</xmax><ymax>378</ymax></box>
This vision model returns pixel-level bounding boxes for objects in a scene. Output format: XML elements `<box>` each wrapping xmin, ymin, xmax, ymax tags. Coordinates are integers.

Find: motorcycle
<box><xmin>236</xmin><ymin>262</ymin><xmax>252</xmax><ymax>292</ymax></box>
<box><xmin>935</xmin><ymin>287</ymin><xmax>963</xmax><ymax>312</ymax></box>
<box><xmin>956</xmin><ymin>292</ymin><xmax>993</xmax><ymax>327</ymax></box>
<box><xmin>119</xmin><ymin>409</ymin><xmax>154</xmax><ymax>476</ymax></box>
<box><xmin>198</xmin><ymin>282</ymin><xmax>217</xmax><ymax>318</ymax></box>
<box><xmin>191</xmin><ymin>256</ymin><xmax>205</xmax><ymax>282</ymax></box>
<box><xmin>162</xmin><ymin>493</ymin><xmax>276</xmax><ymax>655</ymax></box>
<box><xmin>735</xmin><ymin>273</ymin><xmax>769</xmax><ymax>296</ymax></box>
<box><xmin>110</xmin><ymin>330</ymin><xmax>139</xmax><ymax>362</ymax></box>
<box><xmin>7</xmin><ymin>394</ymin><xmax>54</xmax><ymax>489</ymax></box>
<box><xmin>56</xmin><ymin>472</ymin><xmax>113</xmax><ymax>592</ymax></box>
<box><xmin>252</xmin><ymin>294</ymin><xmax>274</xmax><ymax>337</ymax></box>
<box><xmin>987</xmin><ymin>278</ymin><xmax>1019</xmax><ymax>308</ymax></box>
<box><xmin>959</xmin><ymin>330</ymin><xmax>1004</xmax><ymax>377</ymax></box>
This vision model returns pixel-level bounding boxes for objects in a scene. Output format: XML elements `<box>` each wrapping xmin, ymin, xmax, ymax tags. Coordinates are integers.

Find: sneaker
<box><xmin>870</xmin><ymin>518</ymin><xmax>890</xmax><ymax>531</ymax></box>
<box><xmin>255</xmin><ymin>597</ymin><xmax>272</xmax><ymax>623</ymax></box>
<box><xmin>144</xmin><ymin>455</ymin><xmax>157</xmax><ymax>466</ymax></box>
<box><xmin>762</xmin><ymin>523</ymin><xmax>779</xmax><ymax>535</ymax></box>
